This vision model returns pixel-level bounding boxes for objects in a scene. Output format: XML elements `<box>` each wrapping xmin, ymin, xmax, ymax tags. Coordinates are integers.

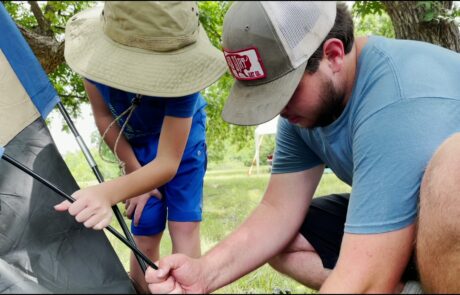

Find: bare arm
<box><xmin>77</xmin><ymin>112</ymin><xmax>191</xmax><ymax>204</ymax></box>
<box><xmin>55</xmin><ymin>81</ymin><xmax>192</xmax><ymax>229</ymax></box>
<box><xmin>320</xmin><ymin>224</ymin><xmax>415</xmax><ymax>293</ymax></box>
<box><xmin>104</xmin><ymin>112</ymin><xmax>191</xmax><ymax>200</ymax></box>
<box><xmin>84</xmin><ymin>80</ymin><xmax>140</xmax><ymax>173</ymax></box>
<box><xmin>146</xmin><ymin>165</ymin><xmax>324</xmax><ymax>293</ymax></box>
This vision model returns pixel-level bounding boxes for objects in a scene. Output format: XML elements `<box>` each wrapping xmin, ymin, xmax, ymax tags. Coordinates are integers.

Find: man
<box><xmin>145</xmin><ymin>1</ymin><xmax>460</xmax><ymax>293</ymax></box>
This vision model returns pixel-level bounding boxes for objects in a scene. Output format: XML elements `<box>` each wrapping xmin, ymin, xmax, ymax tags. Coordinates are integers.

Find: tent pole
<box><xmin>57</xmin><ymin>102</ymin><xmax>147</xmax><ymax>273</ymax></box>
<box><xmin>1</xmin><ymin>153</ymin><xmax>158</xmax><ymax>270</ymax></box>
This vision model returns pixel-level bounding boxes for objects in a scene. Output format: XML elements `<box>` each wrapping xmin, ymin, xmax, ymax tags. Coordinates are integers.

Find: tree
<box><xmin>4</xmin><ymin>1</ymin><xmax>460</xmax><ymax>161</ymax></box>
<box><xmin>2</xmin><ymin>1</ymin><xmax>95</xmax><ymax>116</ymax></box>
<box><xmin>354</xmin><ymin>1</ymin><xmax>460</xmax><ymax>52</ymax></box>
<box><xmin>3</xmin><ymin>1</ymin><xmax>253</xmax><ymax>161</ymax></box>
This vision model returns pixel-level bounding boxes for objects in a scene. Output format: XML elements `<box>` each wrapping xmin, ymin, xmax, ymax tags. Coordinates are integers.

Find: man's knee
<box><xmin>268</xmin><ymin>234</ymin><xmax>317</xmax><ymax>273</ymax></box>
<box><xmin>268</xmin><ymin>252</ymin><xmax>288</xmax><ymax>273</ymax></box>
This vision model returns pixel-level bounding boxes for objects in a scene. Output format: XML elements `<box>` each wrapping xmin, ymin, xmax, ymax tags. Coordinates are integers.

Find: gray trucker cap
<box><xmin>221</xmin><ymin>1</ymin><xmax>336</xmax><ymax>125</ymax></box>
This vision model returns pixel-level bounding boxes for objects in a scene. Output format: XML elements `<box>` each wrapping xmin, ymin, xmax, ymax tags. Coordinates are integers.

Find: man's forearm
<box><xmin>200</xmin><ymin>200</ymin><xmax>307</xmax><ymax>293</ymax></box>
<box><xmin>200</xmin><ymin>169</ymin><xmax>322</xmax><ymax>293</ymax></box>
<box><xmin>319</xmin><ymin>225</ymin><xmax>416</xmax><ymax>293</ymax></box>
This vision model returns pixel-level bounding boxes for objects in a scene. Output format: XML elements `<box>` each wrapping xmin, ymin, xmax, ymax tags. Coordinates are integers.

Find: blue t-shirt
<box><xmin>88</xmin><ymin>80</ymin><xmax>207</xmax><ymax>165</ymax></box>
<box><xmin>273</xmin><ymin>36</ymin><xmax>460</xmax><ymax>234</ymax></box>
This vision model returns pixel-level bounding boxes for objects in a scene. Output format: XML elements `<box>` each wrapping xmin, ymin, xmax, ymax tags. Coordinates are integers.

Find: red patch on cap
<box><xmin>223</xmin><ymin>47</ymin><xmax>267</xmax><ymax>81</ymax></box>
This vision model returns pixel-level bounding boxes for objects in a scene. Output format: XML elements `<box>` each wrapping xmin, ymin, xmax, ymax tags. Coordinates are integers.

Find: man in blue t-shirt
<box><xmin>145</xmin><ymin>2</ymin><xmax>460</xmax><ymax>294</ymax></box>
<box><xmin>56</xmin><ymin>2</ymin><xmax>227</xmax><ymax>293</ymax></box>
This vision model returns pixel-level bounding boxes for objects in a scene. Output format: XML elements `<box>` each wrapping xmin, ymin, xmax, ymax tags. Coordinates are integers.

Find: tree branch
<box><xmin>28</xmin><ymin>1</ymin><xmax>53</xmax><ymax>36</ymax></box>
<box><xmin>17</xmin><ymin>23</ymin><xmax>65</xmax><ymax>73</ymax></box>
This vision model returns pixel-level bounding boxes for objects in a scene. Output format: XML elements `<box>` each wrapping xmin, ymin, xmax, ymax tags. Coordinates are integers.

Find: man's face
<box><xmin>280</xmin><ymin>68</ymin><xmax>345</xmax><ymax>129</ymax></box>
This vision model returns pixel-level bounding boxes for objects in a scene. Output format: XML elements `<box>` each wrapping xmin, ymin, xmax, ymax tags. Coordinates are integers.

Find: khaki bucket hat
<box><xmin>65</xmin><ymin>1</ymin><xmax>227</xmax><ymax>97</ymax></box>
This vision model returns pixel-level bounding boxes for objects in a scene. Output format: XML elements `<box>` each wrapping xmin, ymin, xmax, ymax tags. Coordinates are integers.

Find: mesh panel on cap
<box><xmin>262</xmin><ymin>2</ymin><xmax>336</xmax><ymax>68</ymax></box>
<box><xmin>271</xmin><ymin>3</ymin><xmax>320</xmax><ymax>50</ymax></box>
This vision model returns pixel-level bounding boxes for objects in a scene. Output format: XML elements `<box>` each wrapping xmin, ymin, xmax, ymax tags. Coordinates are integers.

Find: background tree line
<box><xmin>3</xmin><ymin>1</ymin><xmax>459</xmax><ymax>163</ymax></box>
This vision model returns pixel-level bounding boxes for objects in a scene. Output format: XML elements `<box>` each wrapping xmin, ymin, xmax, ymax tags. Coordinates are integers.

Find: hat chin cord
<box><xmin>98</xmin><ymin>94</ymin><xmax>142</xmax><ymax>175</ymax></box>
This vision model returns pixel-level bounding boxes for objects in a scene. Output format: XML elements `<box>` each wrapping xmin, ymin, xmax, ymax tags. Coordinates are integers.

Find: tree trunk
<box><xmin>382</xmin><ymin>1</ymin><xmax>460</xmax><ymax>53</ymax></box>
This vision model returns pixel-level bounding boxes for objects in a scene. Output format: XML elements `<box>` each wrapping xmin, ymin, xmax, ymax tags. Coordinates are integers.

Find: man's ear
<box><xmin>322</xmin><ymin>38</ymin><xmax>345</xmax><ymax>74</ymax></box>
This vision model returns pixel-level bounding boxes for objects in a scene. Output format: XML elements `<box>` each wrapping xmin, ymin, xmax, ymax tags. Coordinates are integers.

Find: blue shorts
<box><xmin>130</xmin><ymin>141</ymin><xmax>207</xmax><ymax>236</ymax></box>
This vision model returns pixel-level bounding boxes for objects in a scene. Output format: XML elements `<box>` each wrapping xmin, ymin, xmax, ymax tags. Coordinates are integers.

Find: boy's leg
<box><xmin>169</xmin><ymin>221</ymin><xmax>201</xmax><ymax>258</ymax></box>
<box><xmin>129</xmin><ymin>196</ymin><xmax>167</xmax><ymax>293</ymax></box>
<box><xmin>130</xmin><ymin>233</ymin><xmax>163</xmax><ymax>294</ymax></box>
<box><xmin>165</xmin><ymin>141</ymin><xmax>207</xmax><ymax>259</ymax></box>
<box><xmin>418</xmin><ymin>133</ymin><xmax>460</xmax><ymax>293</ymax></box>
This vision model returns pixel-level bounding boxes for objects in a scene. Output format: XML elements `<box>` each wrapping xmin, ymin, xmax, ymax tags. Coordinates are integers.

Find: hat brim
<box><xmin>222</xmin><ymin>61</ymin><xmax>308</xmax><ymax>126</ymax></box>
<box><xmin>64</xmin><ymin>6</ymin><xmax>227</xmax><ymax>97</ymax></box>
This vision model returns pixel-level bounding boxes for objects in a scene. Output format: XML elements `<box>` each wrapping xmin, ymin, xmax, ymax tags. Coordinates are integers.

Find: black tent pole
<box><xmin>57</xmin><ymin>102</ymin><xmax>147</xmax><ymax>273</ymax></box>
<box><xmin>1</xmin><ymin>153</ymin><xmax>157</xmax><ymax>270</ymax></box>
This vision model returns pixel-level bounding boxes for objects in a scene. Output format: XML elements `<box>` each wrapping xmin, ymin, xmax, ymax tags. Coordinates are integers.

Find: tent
<box><xmin>0</xmin><ymin>4</ymin><xmax>138</xmax><ymax>293</ymax></box>
<box><xmin>250</xmin><ymin>115</ymin><xmax>279</xmax><ymax>175</ymax></box>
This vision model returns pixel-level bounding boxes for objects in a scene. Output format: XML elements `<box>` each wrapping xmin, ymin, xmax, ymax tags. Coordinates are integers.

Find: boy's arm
<box><xmin>84</xmin><ymin>79</ymin><xmax>141</xmax><ymax>173</ymax></box>
<box><xmin>85</xmin><ymin>80</ymin><xmax>162</xmax><ymax>225</ymax></box>
<box><xmin>55</xmin><ymin>82</ymin><xmax>192</xmax><ymax>230</ymax></box>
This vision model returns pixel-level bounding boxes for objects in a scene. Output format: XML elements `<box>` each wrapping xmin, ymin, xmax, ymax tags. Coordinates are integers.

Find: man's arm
<box><xmin>320</xmin><ymin>224</ymin><xmax>415</xmax><ymax>293</ymax></box>
<box><xmin>146</xmin><ymin>165</ymin><xmax>324</xmax><ymax>294</ymax></box>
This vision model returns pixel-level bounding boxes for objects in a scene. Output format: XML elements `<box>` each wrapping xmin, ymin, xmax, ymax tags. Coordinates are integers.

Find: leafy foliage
<box><xmin>352</xmin><ymin>1</ymin><xmax>386</xmax><ymax>18</ymax></box>
<box><xmin>5</xmin><ymin>1</ymin><xmax>255</xmax><ymax>162</ymax></box>
<box><xmin>3</xmin><ymin>1</ymin><xmax>36</xmax><ymax>27</ymax></box>
<box><xmin>4</xmin><ymin>1</ymin><xmax>95</xmax><ymax>118</ymax></box>
<box><xmin>416</xmin><ymin>1</ymin><xmax>460</xmax><ymax>24</ymax></box>
<box><xmin>352</xmin><ymin>3</ymin><xmax>395</xmax><ymax>38</ymax></box>
<box><xmin>198</xmin><ymin>1</ymin><xmax>255</xmax><ymax>161</ymax></box>
<box><xmin>354</xmin><ymin>1</ymin><xmax>460</xmax><ymax>26</ymax></box>
<box><xmin>11</xmin><ymin>1</ymin><xmax>455</xmax><ymax>164</ymax></box>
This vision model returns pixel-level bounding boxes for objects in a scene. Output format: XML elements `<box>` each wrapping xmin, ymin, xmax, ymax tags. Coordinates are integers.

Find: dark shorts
<box><xmin>299</xmin><ymin>194</ymin><xmax>419</xmax><ymax>282</ymax></box>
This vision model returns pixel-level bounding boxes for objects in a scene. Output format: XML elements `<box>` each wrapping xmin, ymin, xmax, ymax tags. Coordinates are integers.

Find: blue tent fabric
<box><xmin>0</xmin><ymin>3</ymin><xmax>59</xmax><ymax>118</ymax></box>
<box><xmin>0</xmin><ymin>146</ymin><xmax>4</xmax><ymax>158</ymax></box>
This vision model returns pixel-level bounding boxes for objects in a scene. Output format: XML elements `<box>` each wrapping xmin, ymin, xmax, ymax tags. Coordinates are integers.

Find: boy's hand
<box><xmin>145</xmin><ymin>254</ymin><xmax>207</xmax><ymax>294</ymax></box>
<box><xmin>125</xmin><ymin>189</ymin><xmax>163</xmax><ymax>226</ymax></box>
<box><xmin>54</xmin><ymin>185</ymin><xmax>113</xmax><ymax>230</ymax></box>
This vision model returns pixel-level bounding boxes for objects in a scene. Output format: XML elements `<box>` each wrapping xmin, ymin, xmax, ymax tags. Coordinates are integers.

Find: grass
<box><xmin>100</xmin><ymin>165</ymin><xmax>351</xmax><ymax>294</ymax></box>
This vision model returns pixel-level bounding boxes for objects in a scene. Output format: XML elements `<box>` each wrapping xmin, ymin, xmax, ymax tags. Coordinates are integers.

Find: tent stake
<box><xmin>1</xmin><ymin>153</ymin><xmax>158</xmax><ymax>270</ymax></box>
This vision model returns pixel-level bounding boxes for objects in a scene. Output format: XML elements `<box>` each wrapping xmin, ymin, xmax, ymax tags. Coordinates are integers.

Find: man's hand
<box><xmin>54</xmin><ymin>185</ymin><xmax>113</xmax><ymax>230</ymax></box>
<box><xmin>125</xmin><ymin>189</ymin><xmax>163</xmax><ymax>226</ymax></box>
<box><xmin>145</xmin><ymin>254</ymin><xmax>207</xmax><ymax>294</ymax></box>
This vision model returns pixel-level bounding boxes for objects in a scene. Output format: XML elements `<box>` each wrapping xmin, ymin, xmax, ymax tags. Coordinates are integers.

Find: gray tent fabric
<box><xmin>0</xmin><ymin>118</ymin><xmax>136</xmax><ymax>294</ymax></box>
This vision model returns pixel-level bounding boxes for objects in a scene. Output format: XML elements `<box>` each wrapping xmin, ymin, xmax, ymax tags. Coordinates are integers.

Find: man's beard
<box><xmin>313</xmin><ymin>76</ymin><xmax>345</xmax><ymax>127</ymax></box>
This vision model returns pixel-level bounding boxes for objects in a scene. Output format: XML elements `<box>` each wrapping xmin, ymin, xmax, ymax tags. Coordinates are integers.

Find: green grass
<box><xmin>101</xmin><ymin>165</ymin><xmax>351</xmax><ymax>294</ymax></box>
